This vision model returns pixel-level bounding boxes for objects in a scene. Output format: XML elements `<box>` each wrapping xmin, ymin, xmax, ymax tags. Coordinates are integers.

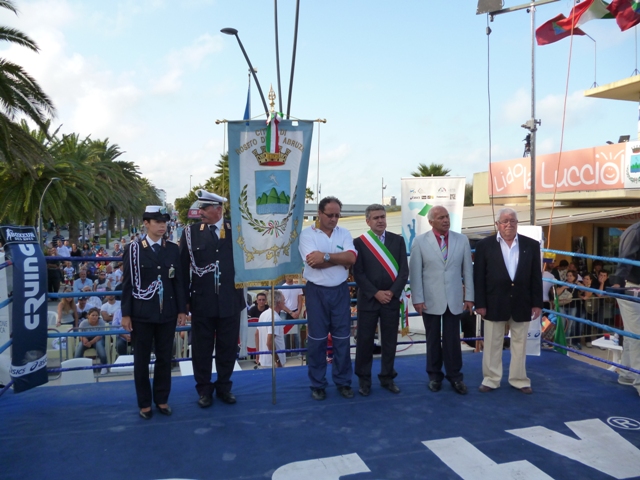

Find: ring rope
<box><xmin>542</xmin><ymin>308</ymin><xmax>640</xmax><ymax>341</ymax></box>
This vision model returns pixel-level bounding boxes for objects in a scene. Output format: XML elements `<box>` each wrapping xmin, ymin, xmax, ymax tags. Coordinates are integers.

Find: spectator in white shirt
<box><xmin>57</xmin><ymin>239</ymin><xmax>71</xmax><ymax>258</ymax></box>
<box><xmin>100</xmin><ymin>290</ymin><xmax>121</xmax><ymax>323</ymax></box>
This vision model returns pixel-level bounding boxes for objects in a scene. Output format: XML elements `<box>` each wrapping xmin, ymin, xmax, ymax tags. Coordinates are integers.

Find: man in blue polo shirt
<box><xmin>299</xmin><ymin>196</ymin><xmax>357</xmax><ymax>400</ymax></box>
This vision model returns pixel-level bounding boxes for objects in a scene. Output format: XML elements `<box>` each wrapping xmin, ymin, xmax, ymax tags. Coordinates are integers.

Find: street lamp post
<box><xmin>220</xmin><ymin>28</ymin><xmax>269</xmax><ymax>116</ymax></box>
<box><xmin>477</xmin><ymin>0</ymin><xmax>558</xmax><ymax>226</ymax></box>
<box><xmin>381</xmin><ymin>177</ymin><xmax>387</xmax><ymax>205</ymax></box>
<box><xmin>38</xmin><ymin>177</ymin><xmax>60</xmax><ymax>246</ymax></box>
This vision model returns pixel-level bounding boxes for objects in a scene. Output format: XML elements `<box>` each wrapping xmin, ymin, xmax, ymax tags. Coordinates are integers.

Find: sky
<box><xmin>1</xmin><ymin>0</ymin><xmax>639</xmax><ymax>206</ymax></box>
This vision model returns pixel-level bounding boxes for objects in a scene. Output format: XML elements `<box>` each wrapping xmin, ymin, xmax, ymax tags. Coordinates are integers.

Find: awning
<box><xmin>460</xmin><ymin>205</ymin><xmax>640</xmax><ymax>235</ymax></box>
<box><xmin>319</xmin><ymin>205</ymin><xmax>640</xmax><ymax>238</ymax></box>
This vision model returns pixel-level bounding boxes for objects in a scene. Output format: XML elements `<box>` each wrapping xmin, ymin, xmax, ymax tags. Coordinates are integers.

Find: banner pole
<box><xmin>271</xmin><ymin>284</ymin><xmax>276</xmax><ymax>405</ymax></box>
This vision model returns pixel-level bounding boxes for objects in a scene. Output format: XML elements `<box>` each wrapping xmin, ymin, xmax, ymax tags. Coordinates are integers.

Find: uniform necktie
<box><xmin>440</xmin><ymin>235</ymin><xmax>448</xmax><ymax>261</ymax></box>
<box><xmin>151</xmin><ymin>243</ymin><xmax>160</xmax><ymax>255</ymax></box>
<box><xmin>209</xmin><ymin>225</ymin><xmax>219</xmax><ymax>246</ymax></box>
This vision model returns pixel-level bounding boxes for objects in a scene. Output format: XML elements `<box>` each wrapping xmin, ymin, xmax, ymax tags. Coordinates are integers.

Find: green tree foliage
<box><xmin>0</xmin><ymin>0</ymin><xmax>56</xmax><ymax>173</ymax></box>
<box><xmin>464</xmin><ymin>183</ymin><xmax>473</xmax><ymax>207</ymax></box>
<box><xmin>411</xmin><ymin>163</ymin><xmax>451</xmax><ymax>177</ymax></box>
<box><xmin>174</xmin><ymin>153</ymin><xmax>229</xmax><ymax>224</ymax></box>
<box><xmin>0</xmin><ymin>123</ymin><xmax>160</xmax><ymax>242</ymax></box>
<box><xmin>305</xmin><ymin>187</ymin><xmax>314</xmax><ymax>203</ymax></box>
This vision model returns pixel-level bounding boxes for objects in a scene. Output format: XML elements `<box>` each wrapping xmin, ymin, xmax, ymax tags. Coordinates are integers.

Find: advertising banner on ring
<box><xmin>0</xmin><ymin>250</ymin><xmax>10</xmax><ymax>386</ymax></box>
<box><xmin>400</xmin><ymin>177</ymin><xmax>466</xmax><ymax>254</ymax></box>
<box><xmin>228</xmin><ymin>118</ymin><xmax>313</xmax><ymax>286</ymax></box>
<box><xmin>0</xmin><ymin>226</ymin><xmax>48</xmax><ymax>392</ymax></box>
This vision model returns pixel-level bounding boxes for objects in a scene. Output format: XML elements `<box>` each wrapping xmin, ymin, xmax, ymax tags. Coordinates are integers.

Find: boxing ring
<box><xmin>1</xmin><ymin>351</ymin><xmax>640</xmax><ymax>480</ymax></box>
<box><xmin>1</xmin><ymin>243</ymin><xmax>640</xmax><ymax>479</ymax></box>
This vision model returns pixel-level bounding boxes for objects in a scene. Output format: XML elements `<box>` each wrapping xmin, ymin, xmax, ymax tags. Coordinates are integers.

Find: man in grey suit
<box><xmin>410</xmin><ymin>206</ymin><xmax>474</xmax><ymax>395</ymax></box>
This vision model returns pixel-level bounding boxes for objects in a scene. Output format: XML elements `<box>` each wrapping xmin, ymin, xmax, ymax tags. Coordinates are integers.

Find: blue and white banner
<box><xmin>228</xmin><ymin>119</ymin><xmax>313</xmax><ymax>286</ymax></box>
<box><xmin>0</xmin><ymin>226</ymin><xmax>48</xmax><ymax>392</ymax></box>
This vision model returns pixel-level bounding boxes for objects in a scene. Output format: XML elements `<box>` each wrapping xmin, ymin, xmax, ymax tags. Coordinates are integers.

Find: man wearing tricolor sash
<box><xmin>353</xmin><ymin>204</ymin><xmax>409</xmax><ymax>396</ymax></box>
<box><xmin>410</xmin><ymin>206</ymin><xmax>474</xmax><ymax>395</ymax></box>
<box><xmin>299</xmin><ymin>196</ymin><xmax>357</xmax><ymax>401</ymax></box>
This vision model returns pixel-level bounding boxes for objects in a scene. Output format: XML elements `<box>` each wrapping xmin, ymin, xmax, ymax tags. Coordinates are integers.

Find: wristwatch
<box><xmin>323</xmin><ymin>253</ymin><xmax>331</xmax><ymax>262</ymax></box>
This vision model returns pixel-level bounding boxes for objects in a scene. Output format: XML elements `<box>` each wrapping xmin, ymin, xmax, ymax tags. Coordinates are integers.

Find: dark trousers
<box><xmin>191</xmin><ymin>313</ymin><xmax>240</xmax><ymax>397</ymax></box>
<box><xmin>305</xmin><ymin>281</ymin><xmax>353</xmax><ymax>389</ymax></box>
<box><xmin>422</xmin><ymin>307</ymin><xmax>463</xmax><ymax>383</ymax></box>
<box><xmin>131</xmin><ymin>319</ymin><xmax>176</xmax><ymax>409</ymax></box>
<box><xmin>355</xmin><ymin>304</ymin><xmax>399</xmax><ymax>387</ymax></box>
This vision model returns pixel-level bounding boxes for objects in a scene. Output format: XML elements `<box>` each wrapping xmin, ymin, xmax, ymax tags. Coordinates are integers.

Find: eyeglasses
<box><xmin>322</xmin><ymin>212</ymin><xmax>341</xmax><ymax>219</ymax></box>
<box><xmin>497</xmin><ymin>219</ymin><xmax>518</xmax><ymax>225</ymax></box>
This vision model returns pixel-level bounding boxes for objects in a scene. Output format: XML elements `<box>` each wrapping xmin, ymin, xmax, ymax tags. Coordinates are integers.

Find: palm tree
<box><xmin>0</xmin><ymin>0</ymin><xmax>55</xmax><ymax>172</ymax></box>
<box><xmin>305</xmin><ymin>187</ymin><xmax>314</xmax><ymax>203</ymax></box>
<box><xmin>411</xmin><ymin>163</ymin><xmax>451</xmax><ymax>177</ymax></box>
<box><xmin>0</xmin><ymin>131</ymin><xmax>106</xmax><ymax>233</ymax></box>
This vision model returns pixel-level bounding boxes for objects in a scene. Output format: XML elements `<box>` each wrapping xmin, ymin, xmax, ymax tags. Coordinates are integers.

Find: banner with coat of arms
<box><xmin>228</xmin><ymin>118</ymin><xmax>313</xmax><ymax>286</ymax></box>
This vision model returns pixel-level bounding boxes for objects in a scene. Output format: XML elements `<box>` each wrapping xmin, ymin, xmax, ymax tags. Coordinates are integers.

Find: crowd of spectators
<box><xmin>549</xmin><ymin>259</ymin><xmax>614</xmax><ymax>349</ymax></box>
<box><xmin>45</xmin><ymin>230</ymin><xmax>127</xmax><ymax>375</ymax></box>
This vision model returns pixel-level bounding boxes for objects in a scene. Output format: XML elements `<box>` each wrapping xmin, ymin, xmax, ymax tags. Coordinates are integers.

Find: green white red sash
<box><xmin>360</xmin><ymin>231</ymin><xmax>410</xmax><ymax>335</ymax></box>
<box><xmin>360</xmin><ymin>230</ymin><xmax>398</xmax><ymax>281</ymax></box>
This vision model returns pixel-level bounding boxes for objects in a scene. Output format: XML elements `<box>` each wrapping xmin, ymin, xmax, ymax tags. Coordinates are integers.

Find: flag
<box><xmin>243</xmin><ymin>79</ymin><xmax>251</xmax><ymax>124</ymax></box>
<box><xmin>553</xmin><ymin>292</ymin><xmax>568</xmax><ymax>355</ymax></box>
<box><xmin>228</xmin><ymin>119</ymin><xmax>313</xmax><ymax>286</ymax></box>
<box><xmin>556</xmin><ymin>0</ymin><xmax>614</xmax><ymax>30</ymax></box>
<box><xmin>608</xmin><ymin>0</ymin><xmax>640</xmax><ymax>31</ymax></box>
<box><xmin>536</xmin><ymin>14</ymin><xmax>586</xmax><ymax>45</ymax></box>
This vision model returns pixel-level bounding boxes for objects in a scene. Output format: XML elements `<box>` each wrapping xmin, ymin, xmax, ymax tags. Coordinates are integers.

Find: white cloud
<box><xmin>151</xmin><ymin>34</ymin><xmax>223</xmax><ymax>94</ymax></box>
<box><xmin>321</xmin><ymin>143</ymin><xmax>351</xmax><ymax>163</ymax></box>
<box><xmin>501</xmin><ymin>88</ymin><xmax>599</xmax><ymax>130</ymax></box>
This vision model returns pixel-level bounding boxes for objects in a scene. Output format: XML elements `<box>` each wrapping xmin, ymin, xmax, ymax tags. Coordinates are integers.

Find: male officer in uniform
<box><xmin>121</xmin><ymin>206</ymin><xmax>187</xmax><ymax>420</ymax></box>
<box><xmin>179</xmin><ymin>190</ymin><xmax>246</xmax><ymax>407</ymax></box>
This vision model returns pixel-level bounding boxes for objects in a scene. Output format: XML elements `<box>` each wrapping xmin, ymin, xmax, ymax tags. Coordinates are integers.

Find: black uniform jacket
<box><xmin>179</xmin><ymin>221</ymin><xmax>245</xmax><ymax>318</ymax></box>
<box><xmin>121</xmin><ymin>238</ymin><xmax>187</xmax><ymax>323</ymax></box>
<box><xmin>353</xmin><ymin>231</ymin><xmax>409</xmax><ymax>312</ymax></box>
<box><xmin>473</xmin><ymin>233</ymin><xmax>543</xmax><ymax>323</ymax></box>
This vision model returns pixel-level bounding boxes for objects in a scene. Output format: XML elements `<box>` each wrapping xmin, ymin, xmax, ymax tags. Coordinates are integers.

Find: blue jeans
<box><xmin>75</xmin><ymin>337</ymin><xmax>107</xmax><ymax>365</ymax></box>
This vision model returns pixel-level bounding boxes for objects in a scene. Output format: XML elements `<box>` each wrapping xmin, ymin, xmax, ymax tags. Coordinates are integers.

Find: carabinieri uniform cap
<box><xmin>142</xmin><ymin>205</ymin><xmax>171</xmax><ymax>222</ymax></box>
<box><xmin>197</xmin><ymin>189</ymin><xmax>227</xmax><ymax>209</ymax></box>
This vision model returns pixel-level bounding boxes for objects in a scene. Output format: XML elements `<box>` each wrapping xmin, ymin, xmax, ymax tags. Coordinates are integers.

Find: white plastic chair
<box><xmin>60</xmin><ymin>358</ymin><xmax>95</xmax><ymax>385</ymax></box>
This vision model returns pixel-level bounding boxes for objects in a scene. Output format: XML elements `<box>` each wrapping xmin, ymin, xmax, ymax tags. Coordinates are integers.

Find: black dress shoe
<box><xmin>216</xmin><ymin>391</ymin><xmax>237</xmax><ymax>404</ymax></box>
<box><xmin>381</xmin><ymin>382</ymin><xmax>400</xmax><ymax>394</ymax></box>
<box><xmin>337</xmin><ymin>386</ymin><xmax>354</xmax><ymax>399</ymax></box>
<box><xmin>358</xmin><ymin>385</ymin><xmax>371</xmax><ymax>396</ymax></box>
<box><xmin>428</xmin><ymin>380</ymin><xmax>442</xmax><ymax>392</ymax></box>
<box><xmin>311</xmin><ymin>388</ymin><xmax>326</xmax><ymax>400</ymax></box>
<box><xmin>156</xmin><ymin>405</ymin><xmax>172</xmax><ymax>416</ymax></box>
<box><xmin>452</xmin><ymin>381</ymin><xmax>468</xmax><ymax>395</ymax></box>
<box><xmin>198</xmin><ymin>395</ymin><xmax>213</xmax><ymax>408</ymax></box>
<box><xmin>139</xmin><ymin>409</ymin><xmax>153</xmax><ymax>420</ymax></box>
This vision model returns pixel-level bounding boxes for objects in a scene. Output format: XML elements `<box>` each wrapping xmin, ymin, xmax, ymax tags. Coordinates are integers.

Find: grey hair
<box><xmin>427</xmin><ymin>205</ymin><xmax>447</xmax><ymax>221</ymax></box>
<box><xmin>365</xmin><ymin>204</ymin><xmax>386</xmax><ymax>220</ymax></box>
<box><xmin>495</xmin><ymin>207</ymin><xmax>518</xmax><ymax>222</ymax></box>
<box><xmin>273</xmin><ymin>289</ymin><xmax>284</xmax><ymax>305</ymax></box>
